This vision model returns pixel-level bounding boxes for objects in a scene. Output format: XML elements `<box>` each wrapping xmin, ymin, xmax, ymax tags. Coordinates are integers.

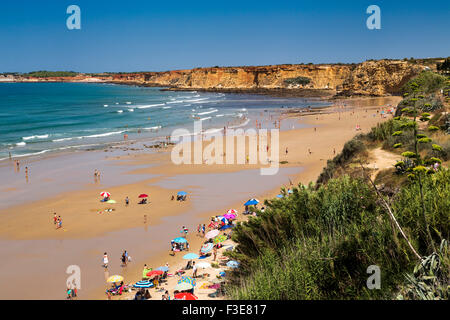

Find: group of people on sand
<box><xmin>53</xmin><ymin>212</ymin><xmax>63</xmax><ymax>229</ymax></box>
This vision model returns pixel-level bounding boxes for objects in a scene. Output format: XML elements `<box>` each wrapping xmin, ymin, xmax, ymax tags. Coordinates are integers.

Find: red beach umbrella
<box><xmin>174</xmin><ymin>292</ymin><xmax>198</xmax><ymax>300</ymax></box>
<box><xmin>100</xmin><ymin>191</ymin><xmax>111</xmax><ymax>198</ymax></box>
<box><xmin>146</xmin><ymin>270</ymin><xmax>163</xmax><ymax>277</ymax></box>
<box><xmin>138</xmin><ymin>194</ymin><xmax>148</xmax><ymax>198</ymax></box>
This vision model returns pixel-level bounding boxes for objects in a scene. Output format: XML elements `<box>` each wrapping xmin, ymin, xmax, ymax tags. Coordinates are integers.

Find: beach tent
<box><xmin>173</xmin><ymin>237</ymin><xmax>188</xmax><ymax>243</ymax></box>
<box><xmin>133</xmin><ymin>280</ymin><xmax>153</xmax><ymax>288</ymax></box>
<box><xmin>174</xmin><ymin>292</ymin><xmax>198</xmax><ymax>300</ymax></box>
<box><xmin>244</xmin><ymin>198</ymin><xmax>259</xmax><ymax>206</ymax></box>
<box><xmin>177</xmin><ymin>191</ymin><xmax>188</xmax><ymax>196</ymax></box>
<box><xmin>227</xmin><ymin>261</ymin><xmax>240</xmax><ymax>269</ymax></box>
<box><xmin>201</xmin><ymin>243</ymin><xmax>214</xmax><ymax>254</ymax></box>
<box><xmin>183</xmin><ymin>253</ymin><xmax>199</xmax><ymax>260</ymax></box>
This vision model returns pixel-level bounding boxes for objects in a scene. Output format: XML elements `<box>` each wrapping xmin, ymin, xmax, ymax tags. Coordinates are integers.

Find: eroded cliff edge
<box><xmin>109</xmin><ymin>59</ymin><xmax>427</xmax><ymax>97</ymax></box>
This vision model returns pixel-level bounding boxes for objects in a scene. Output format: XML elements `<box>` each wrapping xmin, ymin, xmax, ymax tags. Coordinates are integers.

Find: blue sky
<box><xmin>0</xmin><ymin>0</ymin><xmax>449</xmax><ymax>72</ymax></box>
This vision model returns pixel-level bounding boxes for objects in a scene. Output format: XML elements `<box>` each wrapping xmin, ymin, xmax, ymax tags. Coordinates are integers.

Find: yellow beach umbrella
<box><xmin>107</xmin><ymin>275</ymin><xmax>124</xmax><ymax>283</ymax></box>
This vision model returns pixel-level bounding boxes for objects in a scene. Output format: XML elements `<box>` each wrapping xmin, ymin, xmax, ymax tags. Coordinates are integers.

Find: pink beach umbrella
<box><xmin>223</xmin><ymin>213</ymin><xmax>236</xmax><ymax>220</ymax></box>
<box><xmin>100</xmin><ymin>191</ymin><xmax>111</xmax><ymax>198</ymax></box>
<box><xmin>205</xmin><ymin>229</ymin><xmax>220</xmax><ymax>239</ymax></box>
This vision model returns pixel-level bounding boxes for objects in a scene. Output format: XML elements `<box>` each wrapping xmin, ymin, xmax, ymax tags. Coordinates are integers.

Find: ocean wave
<box><xmin>162</xmin><ymin>106</ymin><xmax>172</xmax><ymax>109</ymax></box>
<box><xmin>53</xmin><ymin>130</ymin><xmax>126</xmax><ymax>142</ymax></box>
<box><xmin>137</xmin><ymin>103</ymin><xmax>164</xmax><ymax>109</ymax></box>
<box><xmin>128</xmin><ymin>109</ymin><xmax>134</xmax><ymax>112</ymax></box>
<box><xmin>16</xmin><ymin>142</ymin><xmax>26</xmax><ymax>146</ymax></box>
<box><xmin>117</xmin><ymin>110</ymin><xmax>123</xmax><ymax>113</ymax></box>
<box><xmin>143</xmin><ymin>126</ymin><xmax>162</xmax><ymax>131</ymax></box>
<box><xmin>104</xmin><ymin>104</ymin><xmax>109</xmax><ymax>107</ymax></box>
<box><xmin>199</xmin><ymin>117</ymin><xmax>212</xmax><ymax>121</ymax></box>
<box><xmin>196</xmin><ymin>109</ymin><xmax>218</xmax><ymax>116</ymax></box>
<box><xmin>125</xmin><ymin>102</ymin><xmax>132</xmax><ymax>104</ymax></box>
<box><xmin>228</xmin><ymin>118</ymin><xmax>250</xmax><ymax>129</ymax></box>
<box><xmin>215</xmin><ymin>114</ymin><xmax>225</xmax><ymax>117</ymax></box>
<box><xmin>22</xmin><ymin>134</ymin><xmax>49</xmax><ymax>141</ymax></box>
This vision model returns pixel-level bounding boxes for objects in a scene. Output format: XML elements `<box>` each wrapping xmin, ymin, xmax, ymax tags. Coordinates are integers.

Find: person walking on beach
<box><xmin>121</xmin><ymin>251</ymin><xmax>127</xmax><ymax>266</ymax></box>
<box><xmin>125</xmin><ymin>196</ymin><xmax>129</xmax><ymax>206</ymax></box>
<box><xmin>285</xmin><ymin>147</ymin><xmax>288</xmax><ymax>156</ymax></box>
<box><xmin>202</xmin><ymin>224</ymin><xmax>205</xmax><ymax>236</ymax></box>
<box><xmin>192</xmin><ymin>261</ymin><xmax>197</xmax><ymax>278</ymax></box>
<box><xmin>103</xmin><ymin>252</ymin><xmax>109</xmax><ymax>269</ymax></box>
<box><xmin>56</xmin><ymin>216</ymin><xmax>62</xmax><ymax>229</ymax></box>
<box><xmin>213</xmin><ymin>245</ymin><xmax>218</xmax><ymax>261</ymax></box>
<box><xmin>53</xmin><ymin>213</ymin><xmax>58</xmax><ymax>225</ymax></box>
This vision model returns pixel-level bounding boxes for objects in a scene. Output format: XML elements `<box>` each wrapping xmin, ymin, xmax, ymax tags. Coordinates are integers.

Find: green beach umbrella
<box><xmin>213</xmin><ymin>235</ymin><xmax>227</xmax><ymax>244</ymax></box>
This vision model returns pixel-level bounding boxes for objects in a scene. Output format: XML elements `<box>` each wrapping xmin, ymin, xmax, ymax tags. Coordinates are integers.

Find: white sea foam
<box><xmin>23</xmin><ymin>134</ymin><xmax>49</xmax><ymax>140</ymax></box>
<box><xmin>162</xmin><ymin>106</ymin><xmax>172</xmax><ymax>109</ymax></box>
<box><xmin>143</xmin><ymin>126</ymin><xmax>162</xmax><ymax>131</ymax></box>
<box><xmin>16</xmin><ymin>142</ymin><xmax>26</xmax><ymax>146</ymax></box>
<box><xmin>215</xmin><ymin>114</ymin><xmax>225</xmax><ymax>117</ymax></box>
<box><xmin>104</xmin><ymin>104</ymin><xmax>109</xmax><ymax>107</ymax></box>
<box><xmin>117</xmin><ymin>110</ymin><xmax>123</xmax><ymax>113</ymax></box>
<box><xmin>199</xmin><ymin>117</ymin><xmax>212</xmax><ymax>121</ymax></box>
<box><xmin>128</xmin><ymin>109</ymin><xmax>134</xmax><ymax>112</ymax></box>
<box><xmin>137</xmin><ymin>103</ymin><xmax>164</xmax><ymax>109</ymax></box>
<box><xmin>125</xmin><ymin>102</ymin><xmax>132</xmax><ymax>104</ymax></box>
<box><xmin>197</xmin><ymin>109</ymin><xmax>218</xmax><ymax>116</ymax></box>
<box><xmin>228</xmin><ymin>118</ymin><xmax>250</xmax><ymax>129</ymax></box>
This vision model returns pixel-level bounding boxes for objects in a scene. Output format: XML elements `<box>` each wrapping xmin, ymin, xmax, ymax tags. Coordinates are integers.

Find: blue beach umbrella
<box><xmin>227</xmin><ymin>260</ymin><xmax>240</xmax><ymax>268</ymax></box>
<box><xmin>156</xmin><ymin>266</ymin><xmax>169</xmax><ymax>272</ymax></box>
<box><xmin>173</xmin><ymin>237</ymin><xmax>187</xmax><ymax>243</ymax></box>
<box><xmin>133</xmin><ymin>280</ymin><xmax>154</xmax><ymax>288</ymax></box>
<box><xmin>244</xmin><ymin>198</ymin><xmax>259</xmax><ymax>206</ymax></box>
<box><xmin>276</xmin><ymin>194</ymin><xmax>284</xmax><ymax>198</ymax></box>
<box><xmin>220</xmin><ymin>225</ymin><xmax>233</xmax><ymax>230</ymax></box>
<box><xmin>183</xmin><ymin>253</ymin><xmax>199</xmax><ymax>260</ymax></box>
<box><xmin>177</xmin><ymin>191</ymin><xmax>187</xmax><ymax>196</ymax></box>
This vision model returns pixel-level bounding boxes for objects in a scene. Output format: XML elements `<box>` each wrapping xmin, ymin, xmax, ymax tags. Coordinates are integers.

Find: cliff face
<box><xmin>339</xmin><ymin>60</ymin><xmax>426</xmax><ymax>96</ymax></box>
<box><xmin>110</xmin><ymin>60</ymin><xmax>426</xmax><ymax>96</ymax></box>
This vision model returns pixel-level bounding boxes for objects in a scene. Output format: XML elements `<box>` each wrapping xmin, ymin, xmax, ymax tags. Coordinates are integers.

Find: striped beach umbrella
<box><xmin>200</xmin><ymin>243</ymin><xmax>214</xmax><ymax>254</ymax></box>
<box><xmin>133</xmin><ymin>280</ymin><xmax>153</xmax><ymax>288</ymax></box>
<box><xmin>178</xmin><ymin>276</ymin><xmax>196</xmax><ymax>287</ymax></box>
<box><xmin>100</xmin><ymin>191</ymin><xmax>111</xmax><ymax>198</ymax></box>
<box><xmin>213</xmin><ymin>235</ymin><xmax>227</xmax><ymax>244</ymax></box>
<box><xmin>106</xmin><ymin>275</ymin><xmax>123</xmax><ymax>283</ymax></box>
<box><xmin>227</xmin><ymin>209</ymin><xmax>238</xmax><ymax>214</ymax></box>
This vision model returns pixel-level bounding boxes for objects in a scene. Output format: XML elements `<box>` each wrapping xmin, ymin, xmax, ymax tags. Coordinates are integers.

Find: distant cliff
<box><xmin>109</xmin><ymin>60</ymin><xmax>427</xmax><ymax>97</ymax></box>
<box><xmin>8</xmin><ymin>59</ymin><xmax>428</xmax><ymax>97</ymax></box>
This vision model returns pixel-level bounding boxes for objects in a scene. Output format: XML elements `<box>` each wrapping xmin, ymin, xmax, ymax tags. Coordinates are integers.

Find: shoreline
<box><xmin>0</xmin><ymin>95</ymin><xmax>402</xmax><ymax>299</ymax></box>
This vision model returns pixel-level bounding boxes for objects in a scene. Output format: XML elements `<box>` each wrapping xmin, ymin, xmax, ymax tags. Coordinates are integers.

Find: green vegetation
<box><xmin>226</xmin><ymin>70</ymin><xmax>450</xmax><ymax>300</ymax></box>
<box><xmin>284</xmin><ymin>76</ymin><xmax>311</xmax><ymax>87</ymax></box>
<box><xmin>25</xmin><ymin>71</ymin><xmax>79</xmax><ymax>77</ymax></box>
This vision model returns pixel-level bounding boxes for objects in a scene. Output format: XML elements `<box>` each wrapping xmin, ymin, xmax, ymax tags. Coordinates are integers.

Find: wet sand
<box><xmin>0</xmin><ymin>96</ymin><xmax>401</xmax><ymax>299</ymax></box>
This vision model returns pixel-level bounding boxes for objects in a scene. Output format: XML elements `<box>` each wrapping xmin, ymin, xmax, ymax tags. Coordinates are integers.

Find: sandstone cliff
<box><xmin>110</xmin><ymin>60</ymin><xmax>427</xmax><ymax>97</ymax></box>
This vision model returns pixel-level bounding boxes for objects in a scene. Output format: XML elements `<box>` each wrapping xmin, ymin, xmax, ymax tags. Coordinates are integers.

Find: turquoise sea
<box><xmin>0</xmin><ymin>82</ymin><xmax>327</xmax><ymax>160</ymax></box>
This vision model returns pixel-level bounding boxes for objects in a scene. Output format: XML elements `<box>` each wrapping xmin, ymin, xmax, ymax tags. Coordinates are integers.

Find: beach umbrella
<box><xmin>100</xmin><ymin>191</ymin><xmax>111</xmax><ymax>198</ymax></box>
<box><xmin>178</xmin><ymin>276</ymin><xmax>196</xmax><ymax>287</ymax></box>
<box><xmin>244</xmin><ymin>198</ymin><xmax>259</xmax><ymax>206</ymax></box>
<box><xmin>177</xmin><ymin>191</ymin><xmax>187</xmax><ymax>196</ymax></box>
<box><xmin>227</xmin><ymin>209</ymin><xmax>238</xmax><ymax>215</ymax></box>
<box><xmin>205</xmin><ymin>230</ymin><xmax>219</xmax><ymax>239</ymax></box>
<box><xmin>201</xmin><ymin>243</ymin><xmax>214</xmax><ymax>254</ymax></box>
<box><xmin>174</xmin><ymin>292</ymin><xmax>198</xmax><ymax>300</ymax></box>
<box><xmin>276</xmin><ymin>194</ymin><xmax>283</xmax><ymax>198</ymax></box>
<box><xmin>133</xmin><ymin>280</ymin><xmax>153</xmax><ymax>288</ymax></box>
<box><xmin>107</xmin><ymin>275</ymin><xmax>123</xmax><ymax>283</ymax></box>
<box><xmin>223</xmin><ymin>213</ymin><xmax>236</xmax><ymax>220</ymax></box>
<box><xmin>220</xmin><ymin>225</ymin><xmax>233</xmax><ymax>231</ymax></box>
<box><xmin>138</xmin><ymin>193</ymin><xmax>148</xmax><ymax>198</ymax></box>
<box><xmin>227</xmin><ymin>260</ymin><xmax>240</xmax><ymax>268</ymax></box>
<box><xmin>106</xmin><ymin>199</ymin><xmax>116</xmax><ymax>204</ymax></box>
<box><xmin>173</xmin><ymin>282</ymin><xmax>193</xmax><ymax>291</ymax></box>
<box><xmin>172</xmin><ymin>237</ymin><xmax>187</xmax><ymax>243</ymax></box>
<box><xmin>213</xmin><ymin>235</ymin><xmax>227</xmax><ymax>244</ymax></box>
<box><xmin>196</xmin><ymin>262</ymin><xmax>211</xmax><ymax>269</ymax></box>
<box><xmin>183</xmin><ymin>253</ymin><xmax>199</xmax><ymax>260</ymax></box>
<box><xmin>219</xmin><ymin>217</ymin><xmax>228</xmax><ymax>224</ymax></box>
<box><xmin>146</xmin><ymin>270</ymin><xmax>164</xmax><ymax>277</ymax></box>
<box><xmin>156</xmin><ymin>266</ymin><xmax>169</xmax><ymax>272</ymax></box>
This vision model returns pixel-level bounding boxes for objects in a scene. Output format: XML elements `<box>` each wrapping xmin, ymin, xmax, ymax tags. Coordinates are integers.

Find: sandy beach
<box><xmin>0</xmin><ymin>95</ymin><xmax>401</xmax><ymax>300</ymax></box>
